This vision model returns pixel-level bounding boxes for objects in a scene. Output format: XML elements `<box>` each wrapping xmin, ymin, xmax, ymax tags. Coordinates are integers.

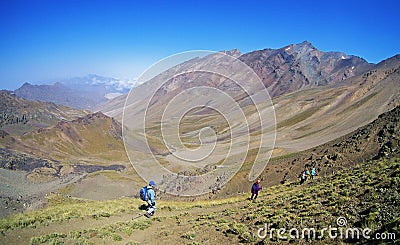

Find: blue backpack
<box><xmin>139</xmin><ymin>186</ymin><xmax>148</xmax><ymax>201</ymax></box>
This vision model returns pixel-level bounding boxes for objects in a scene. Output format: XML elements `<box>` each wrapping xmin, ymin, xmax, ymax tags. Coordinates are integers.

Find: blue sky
<box><xmin>0</xmin><ymin>0</ymin><xmax>399</xmax><ymax>90</ymax></box>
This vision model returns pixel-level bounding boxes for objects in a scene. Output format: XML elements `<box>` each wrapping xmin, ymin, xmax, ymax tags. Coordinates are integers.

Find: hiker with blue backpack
<box><xmin>310</xmin><ymin>167</ymin><xmax>317</xmax><ymax>180</ymax></box>
<box><xmin>139</xmin><ymin>180</ymin><xmax>157</xmax><ymax>218</ymax></box>
<box><xmin>250</xmin><ymin>179</ymin><xmax>262</xmax><ymax>200</ymax></box>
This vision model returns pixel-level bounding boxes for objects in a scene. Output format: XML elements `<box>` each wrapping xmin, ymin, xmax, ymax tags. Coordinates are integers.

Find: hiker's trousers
<box><xmin>147</xmin><ymin>200</ymin><xmax>156</xmax><ymax>214</ymax></box>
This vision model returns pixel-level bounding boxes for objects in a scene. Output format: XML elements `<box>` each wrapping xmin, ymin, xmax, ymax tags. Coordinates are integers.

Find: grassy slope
<box><xmin>0</xmin><ymin>157</ymin><xmax>398</xmax><ymax>244</ymax></box>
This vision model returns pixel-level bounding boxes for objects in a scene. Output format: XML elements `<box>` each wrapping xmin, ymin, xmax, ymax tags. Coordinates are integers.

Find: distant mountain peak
<box><xmin>298</xmin><ymin>40</ymin><xmax>314</xmax><ymax>47</ymax></box>
<box><xmin>21</xmin><ymin>82</ymin><xmax>32</xmax><ymax>87</ymax></box>
<box><xmin>53</xmin><ymin>81</ymin><xmax>66</xmax><ymax>87</ymax></box>
<box><xmin>222</xmin><ymin>49</ymin><xmax>242</xmax><ymax>58</ymax></box>
<box><xmin>283</xmin><ymin>41</ymin><xmax>316</xmax><ymax>54</ymax></box>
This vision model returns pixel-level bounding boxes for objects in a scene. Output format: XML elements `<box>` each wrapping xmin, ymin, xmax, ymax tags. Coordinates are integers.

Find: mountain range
<box><xmin>100</xmin><ymin>41</ymin><xmax>377</xmax><ymax>120</ymax></box>
<box><xmin>239</xmin><ymin>41</ymin><xmax>374</xmax><ymax>97</ymax></box>
<box><xmin>13</xmin><ymin>41</ymin><xmax>374</xmax><ymax>112</ymax></box>
<box><xmin>14</xmin><ymin>74</ymin><xmax>135</xmax><ymax>110</ymax></box>
<box><xmin>101</xmin><ymin>43</ymin><xmax>400</xmax><ymax>155</ymax></box>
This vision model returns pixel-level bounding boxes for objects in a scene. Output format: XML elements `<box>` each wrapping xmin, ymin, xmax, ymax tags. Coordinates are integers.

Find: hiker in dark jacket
<box><xmin>300</xmin><ymin>170</ymin><xmax>307</xmax><ymax>185</ymax></box>
<box><xmin>250</xmin><ymin>179</ymin><xmax>262</xmax><ymax>200</ymax></box>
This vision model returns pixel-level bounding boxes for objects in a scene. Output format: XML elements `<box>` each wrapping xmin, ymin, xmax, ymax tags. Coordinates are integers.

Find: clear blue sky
<box><xmin>0</xmin><ymin>0</ymin><xmax>399</xmax><ymax>90</ymax></box>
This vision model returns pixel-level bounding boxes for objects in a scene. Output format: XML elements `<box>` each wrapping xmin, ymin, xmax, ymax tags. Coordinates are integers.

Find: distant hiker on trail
<box><xmin>139</xmin><ymin>180</ymin><xmax>156</xmax><ymax>218</ymax></box>
<box><xmin>250</xmin><ymin>179</ymin><xmax>262</xmax><ymax>200</ymax></box>
<box><xmin>299</xmin><ymin>170</ymin><xmax>307</xmax><ymax>185</ymax></box>
<box><xmin>310</xmin><ymin>167</ymin><xmax>317</xmax><ymax>180</ymax></box>
<box><xmin>305</xmin><ymin>168</ymin><xmax>310</xmax><ymax>178</ymax></box>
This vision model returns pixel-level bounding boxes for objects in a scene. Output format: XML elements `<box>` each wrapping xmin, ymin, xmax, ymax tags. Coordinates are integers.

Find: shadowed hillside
<box><xmin>0</xmin><ymin>90</ymin><xmax>88</xmax><ymax>135</ymax></box>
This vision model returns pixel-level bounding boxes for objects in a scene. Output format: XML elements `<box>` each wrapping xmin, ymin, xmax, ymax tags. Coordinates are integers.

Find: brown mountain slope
<box><xmin>99</xmin><ymin>53</ymin><xmax>399</xmax><ymax>158</ymax></box>
<box><xmin>95</xmin><ymin>51</ymin><xmax>399</xmax><ymax>198</ymax></box>
<box><xmin>0</xmin><ymin>90</ymin><xmax>88</xmax><ymax>135</ymax></box>
<box><xmin>94</xmin><ymin>51</ymin><xmax>399</xmax><ymax>198</ymax></box>
<box><xmin>273</xmin><ymin>53</ymin><xmax>400</xmax><ymax>155</ymax></box>
<box><xmin>274</xmin><ymin>103</ymin><xmax>400</xmax><ymax>183</ymax></box>
<box><xmin>3</xmin><ymin>112</ymin><xmax>126</xmax><ymax>164</ymax></box>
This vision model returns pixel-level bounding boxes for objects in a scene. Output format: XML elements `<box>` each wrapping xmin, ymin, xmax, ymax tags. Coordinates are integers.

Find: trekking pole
<box><xmin>132</xmin><ymin>213</ymin><xmax>145</xmax><ymax>220</ymax></box>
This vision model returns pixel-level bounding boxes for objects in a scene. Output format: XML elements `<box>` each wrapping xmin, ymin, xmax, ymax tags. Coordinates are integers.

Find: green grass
<box><xmin>269</xmin><ymin>151</ymin><xmax>300</xmax><ymax>161</ymax></box>
<box><xmin>0</xmin><ymin>192</ymin><xmax>248</xmax><ymax>233</ymax></box>
<box><xmin>29</xmin><ymin>219</ymin><xmax>152</xmax><ymax>244</ymax></box>
<box><xmin>277</xmin><ymin>105</ymin><xmax>325</xmax><ymax>129</ymax></box>
<box><xmin>86</xmin><ymin>170</ymin><xmax>135</xmax><ymax>182</ymax></box>
<box><xmin>0</xmin><ymin>197</ymin><xmax>143</xmax><ymax>232</ymax></box>
<box><xmin>338</xmin><ymin>91</ymin><xmax>378</xmax><ymax>116</ymax></box>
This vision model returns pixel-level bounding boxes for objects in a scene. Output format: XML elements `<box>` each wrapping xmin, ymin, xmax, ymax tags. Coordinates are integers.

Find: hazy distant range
<box><xmin>14</xmin><ymin>74</ymin><xmax>136</xmax><ymax>110</ymax></box>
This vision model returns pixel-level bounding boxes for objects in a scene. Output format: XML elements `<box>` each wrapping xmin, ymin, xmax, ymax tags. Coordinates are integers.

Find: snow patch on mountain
<box><xmin>105</xmin><ymin>92</ymin><xmax>123</xmax><ymax>100</ymax></box>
